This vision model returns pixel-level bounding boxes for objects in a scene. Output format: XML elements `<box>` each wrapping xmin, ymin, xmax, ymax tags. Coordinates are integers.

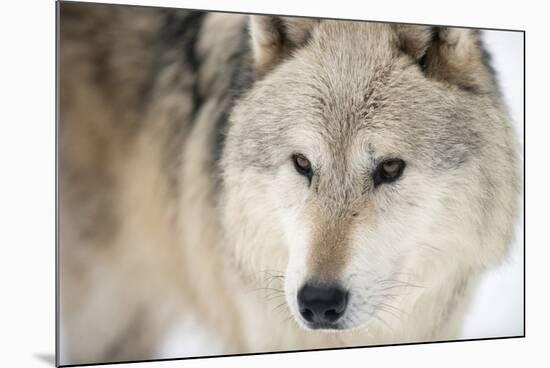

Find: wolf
<box><xmin>58</xmin><ymin>2</ymin><xmax>520</xmax><ymax>365</ymax></box>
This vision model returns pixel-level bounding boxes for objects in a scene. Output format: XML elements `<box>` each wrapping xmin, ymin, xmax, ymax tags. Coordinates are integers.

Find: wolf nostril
<box><xmin>297</xmin><ymin>282</ymin><xmax>348</xmax><ymax>326</ymax></box>
<box><xmin>300</xmin><ymin>308</ymin><xmax>314</xmax><ymax>322</ymax></box>
<box><xmin>324</xmin><ymin>309</ymin><xmax>341</xmax><ymax>322</ymax></box>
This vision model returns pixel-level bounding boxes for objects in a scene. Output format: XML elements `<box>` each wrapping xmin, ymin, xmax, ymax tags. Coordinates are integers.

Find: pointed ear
<box><xmin>395</xmin><ymin>26</ymin><xmax>494</xmax><ymax>92</ymax></box>
<box><xmin>249</xmin><ymin>15</ymin><xmax>318</xmax><ymax>76</ymax></box>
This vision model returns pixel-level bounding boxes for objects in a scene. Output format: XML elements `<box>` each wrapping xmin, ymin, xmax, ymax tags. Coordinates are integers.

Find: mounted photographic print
<box><xmin>57</xmin><ymin>1</ymin><xmax>524</xmax><ymax>366</ymax></box>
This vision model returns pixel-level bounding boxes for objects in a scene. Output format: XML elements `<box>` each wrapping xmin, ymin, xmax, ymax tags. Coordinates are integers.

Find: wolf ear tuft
<box><xmin>396</xmin><ymin>25</ymin><xmax>494</xmax><ymax>92</ymax></box>
<box><xmin>249</xmin><ymin>15</ymin><xmax>318</xmax><ymax>76</ymax></box>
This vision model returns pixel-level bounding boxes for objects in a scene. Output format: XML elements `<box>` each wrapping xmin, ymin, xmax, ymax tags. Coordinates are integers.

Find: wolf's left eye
<box><xmin>292</xmin><ymin>153</ymin><xmax>313</xmax><ymax>181</ymax></box>
<box><xmin>373</xmin><ymin>158</ymin><xmax>406</xmax><ymax>187</ymax></box>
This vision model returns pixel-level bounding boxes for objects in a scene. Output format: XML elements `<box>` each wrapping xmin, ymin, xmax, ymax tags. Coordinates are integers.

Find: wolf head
<box><xmin>221</xmin><ymin>17</ymin><xmax>519</xmax><ymax>332</ymax></box>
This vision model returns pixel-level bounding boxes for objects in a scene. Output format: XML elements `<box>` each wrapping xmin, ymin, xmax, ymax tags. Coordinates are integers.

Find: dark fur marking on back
<box><xmin>211</xmin><ymin>22</ymin><xmax>254</xmax><ymax>186</ymax></box>
<box><xmin>145</xmin><ymin>10</ymin><xmax>208</xmax><ymax>196</ymax></box>
<box><xmin>271</xmin><ymin>17</ymin><xmax>288</xmax><ymax>46</ymax></box>
<box><xmin>158</xmin><ymin>10</ymin><xmax>207</xmax><ymax>116</ymax></box>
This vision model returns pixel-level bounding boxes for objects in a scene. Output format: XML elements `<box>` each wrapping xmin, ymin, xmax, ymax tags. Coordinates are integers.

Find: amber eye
<box><xmin>292</xmin><ymin>153</ymin><xmax>313</xmax><ymax>181</ymax></box>
<box><xmin>373</xmin><ymin>158</ymin><xmax>406</xmax><ymax>187</ymax></box>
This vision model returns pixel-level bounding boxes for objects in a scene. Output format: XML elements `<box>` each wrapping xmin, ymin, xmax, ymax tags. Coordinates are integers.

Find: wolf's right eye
<box><xmin>373</xmin><ymin>158</ymin><xmax>406</xmax><ymax>187</ymax></box>
<box><xmin>292</xmin><ymin>153</ymin><xmax>313</xmax><ymax>182</ymax></box>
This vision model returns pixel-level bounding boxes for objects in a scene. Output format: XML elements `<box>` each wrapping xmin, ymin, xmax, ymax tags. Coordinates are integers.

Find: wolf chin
<box><xmin>59</xmin><ymin>3</ymin><xmax>520</xmax><ymax>365</ymax></box>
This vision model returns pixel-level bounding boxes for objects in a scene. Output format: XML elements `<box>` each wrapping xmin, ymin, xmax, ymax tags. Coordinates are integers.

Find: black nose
<box><xmin>297</xmin><ymin>282</ymin><xmax>348</xmax><ymax>327</ymax></box>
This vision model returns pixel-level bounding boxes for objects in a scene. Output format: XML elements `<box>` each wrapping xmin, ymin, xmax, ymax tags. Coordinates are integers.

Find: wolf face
<box><xmin>221</xmin><ymin>18</ymin><xmax>518</xmax><ymax>331</ymax></box>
